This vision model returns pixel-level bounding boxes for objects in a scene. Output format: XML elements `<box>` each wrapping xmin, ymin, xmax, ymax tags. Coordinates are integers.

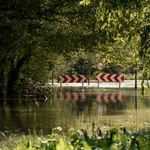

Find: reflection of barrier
<box><xmin>96</xmin><ymin>92</ymin><xmax>124</xmax><ymax>115</ymax></box>
<box><xmin>97</xmin><ymin>103</ymin><xmax>104</xmax><ymax>115</ymax></box>
<box><xmin>57</xmin><ymin>92</ymin><xmax>86</xmax><ymax>102</ymax></box>
<box><xmin>96</xmin><ymin>93</ymin><xmax>124</xmax><ymax>103</ymax></box>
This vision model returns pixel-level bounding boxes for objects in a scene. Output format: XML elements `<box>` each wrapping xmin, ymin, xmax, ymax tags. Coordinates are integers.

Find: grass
<box><xmin>1</xmin><ymin>124</ymin><xmax>150</xmax><ymax>150</ymax></box>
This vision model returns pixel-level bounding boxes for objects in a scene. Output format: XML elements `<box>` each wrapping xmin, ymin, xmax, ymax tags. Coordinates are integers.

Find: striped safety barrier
<box><xmin>96</xmin><ymin>73</ymin><xmax>124</xmax><ymax>82</ymax></box>
<box><xmin>57</xmin><ymin>75</ymin><xmax>87</xmax><ymax>83</ymax></box>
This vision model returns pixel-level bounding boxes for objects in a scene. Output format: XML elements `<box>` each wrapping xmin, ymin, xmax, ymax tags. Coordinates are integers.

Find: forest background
<box><xmin>0</xmin><ymin>0</ymin><xmax>150</xmax><ymax>98</ymax></box>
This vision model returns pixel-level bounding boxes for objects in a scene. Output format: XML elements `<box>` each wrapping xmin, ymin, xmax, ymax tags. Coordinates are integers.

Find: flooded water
<box><xmin>0</xmin><ymin>80</ymin><xmax>150</xmax><ymax>147</ymax></box>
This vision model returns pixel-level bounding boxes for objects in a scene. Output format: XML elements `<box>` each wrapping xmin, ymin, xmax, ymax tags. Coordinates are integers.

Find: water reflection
<box><xmin>135</xmin><ymin>89</ymin><xmax>137</xmax><ymax>109</ymax></box>
<box><xmin>96</xmin><ymin>92</ymin><xmax>124</xmax><ymax>103</ymax></box>
<box><xmin>96</xmin><ymin>92</ymin><xmax>124</xmax><ymax>115</ymax></box>
<box><xmin>0</xmin><ymin>88</ymin><xmax>150</xmax><ymax>143</ymax></box>
<box><xmin>57</xmin><ymin>92</ymin><xmax>86</xmax><ymax>102</ymax></box>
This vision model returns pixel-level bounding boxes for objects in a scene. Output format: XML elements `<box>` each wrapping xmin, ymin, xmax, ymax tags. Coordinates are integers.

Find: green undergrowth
<box><xmin>1</xmin><ymin>125</ymin><xmax>150</xmax><ymax>150</ymax></box>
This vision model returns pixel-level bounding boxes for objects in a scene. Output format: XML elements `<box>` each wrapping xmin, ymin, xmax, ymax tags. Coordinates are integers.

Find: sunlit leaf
<box><xmin>56</xmin><ymin>138</ymin><xmax>66</xmax><ymax>150</ymax></box>
<box><xmin>79</xmin><ymin>0</ymin><xmax>90</xmax><ymax>5</ymax></box>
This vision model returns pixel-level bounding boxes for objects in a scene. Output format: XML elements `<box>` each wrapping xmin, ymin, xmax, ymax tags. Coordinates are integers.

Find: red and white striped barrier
<box><xmin>57</xmin><ymin>92</ymin><xmax>86</xmax><ymax>102</ymax></box>
<box><xmin>96</xmin><ymin>93</ymin><xmax>124</xmax><ymax>103</ymax></box>
<box><xmin>58</xmin><ymin>75</ymin><xmax>87</xmax><ymax>83</ymax></box>
<box><xmin>96</xmin><ymin>73</ymin><xmax>124</xmax><ymax>82</ymax></box>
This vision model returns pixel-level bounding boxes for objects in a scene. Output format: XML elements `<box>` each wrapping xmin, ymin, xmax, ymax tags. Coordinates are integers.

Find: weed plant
<box><xmin>1</xmin><ymin>124</ymin><xmax>150</xmax><ymax>150</ymax></box>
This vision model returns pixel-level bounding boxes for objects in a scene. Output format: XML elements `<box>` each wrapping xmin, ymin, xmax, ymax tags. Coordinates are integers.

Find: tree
<box><xmin>0</xmin><ymin>0</ymin><xmax>99</xmax><ymax>98</ymax></box>
<box><xmin>94</xmin><ymin>0</ymin><xmax>150</xmax><ymax>95</ymax></box>
<box><xmin>0</xmin><ymin>0</ymin><xmax>49</xmax><ymax>97</ymax></box>
<box><xmin>1</xmin><ymin>0</ymin><xmax>149</xmax><ymax>98</ymax></box>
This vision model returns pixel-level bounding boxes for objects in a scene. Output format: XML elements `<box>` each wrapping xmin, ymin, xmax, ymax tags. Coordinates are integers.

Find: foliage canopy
<box><xmin>0</xmin><ymin>0</ymin><xmax>150</xmax><ymax>97</ymax></box>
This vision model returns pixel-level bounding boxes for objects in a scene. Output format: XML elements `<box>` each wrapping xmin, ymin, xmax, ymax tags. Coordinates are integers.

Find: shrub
<box><xmin>1</xmin><ymin>126</ymin><xmax>150</xmax><ymax>150</ymax></box>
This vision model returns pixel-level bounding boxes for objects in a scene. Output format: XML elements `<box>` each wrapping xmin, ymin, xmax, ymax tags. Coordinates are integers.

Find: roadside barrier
<box><xmin>57</xmin><ymin>73</ymin><xmax>124</xmax><ymax>90</ymax></box>
<box><xmin>57</xmin><ymin>75</ymin><xmax>87</xmax><ymax>91</ymax></box>
<box><xmin>96</xmin><ymin>73</ymin><xmax>124</xmax><ymax>88</ymax></box>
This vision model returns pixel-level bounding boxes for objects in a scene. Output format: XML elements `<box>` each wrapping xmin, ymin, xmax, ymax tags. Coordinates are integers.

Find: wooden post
<box><xmin>88</xmin><ymin>75</ymin><xmax>90</xmax><ymax>86</ymax></box>
<box><xmin>60</xmin><ymin>82</ymin><xmax>62</xmax><ymax>93</ymax></box>
<box><xmin>52</xmin><ymin>70</ymin><xmax>54</xmax><ymax>85</ymax></box>
<box><xmin>88</xmin><ymin>60</ymin><xmax>91</xmax><ymax>86</ymax></box>
<box><xmin>98</xmin><ymin>71</ymin><xmax>100</xmax><ymax>88</ymax></box>
<box><xmin>82</xmin><ymin>83</ymin><xmax>84</xmax><ymax>91</ymax></box>
<box><xmin>119</xmin><ymin>82</ymin><xmax>121</xmax><ymax>88</ymax></box>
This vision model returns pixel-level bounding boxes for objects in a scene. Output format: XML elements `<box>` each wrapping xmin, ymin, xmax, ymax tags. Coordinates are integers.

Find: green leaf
<box><xmin>119</xmin><ymin>133</ymin><xmax>127</xmax><ymax>149</ymax></box>
<box><xmin>111</xmin><ymin>144</ymin><xmax>118</xmax><ymax>150</ymax></box>
<box><xmin>101</xmin><ymin>23</ymin><xmax>107</xmax><ymax>30</ymax></box>
<box><xmin>79</xmin><ymin>0</ymin><xmax>90</xmax><ymax>5</ymax></box>
<box><xmin>56</xmin><ymin>138</ymin><xmax>67</xmax><ymax>150</ymax></box>
<box><xmin>118</xmin><ymin>11</ymin><xmax>122</xmax><ymax>17</ymax></box>
<box><xmin>146</xmin><ymin>82</ymin><xmax>149</xmax><ymax>88</ymax></box>
<box><xmin>81</xmin><ymin>141</ymin><xmax>92</xmax><ymax>150</ymax></box>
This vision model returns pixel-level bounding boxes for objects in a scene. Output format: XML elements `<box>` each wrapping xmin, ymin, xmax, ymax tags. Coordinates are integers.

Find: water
<box><xmin>0</xmin><ymin>80</ymin><xmax>150</xmax><ymax>147</ymax></box>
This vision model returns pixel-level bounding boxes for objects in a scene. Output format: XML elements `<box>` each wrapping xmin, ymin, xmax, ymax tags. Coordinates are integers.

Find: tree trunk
<box><xmin>6</xmin><ymin>54</ymin><xmax>31</xmax><ymax>98</ymax></box>
<box><xmin>0</xmin><ymin>70</ymin><xmax>4</xmax><ymax>98</ymax></box>
<box><xmin>0</xmin><ymin>57</ymin><xmax>8</xmax><ymax>98</ymax></box>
